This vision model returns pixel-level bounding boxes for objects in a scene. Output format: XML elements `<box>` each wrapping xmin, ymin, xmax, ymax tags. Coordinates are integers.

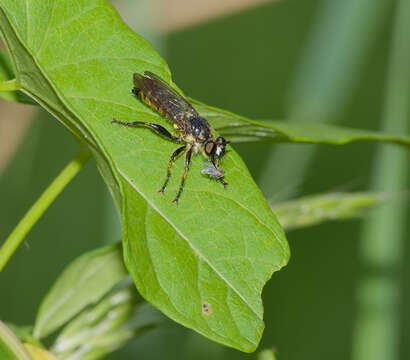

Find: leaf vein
<box><xmin>118</xmin><ymin>168</ymin><xmax>262</xmax><ymax>320</ymax></box>
<box><xmin>50</xmin><ymin>5</ymin><xmax>107</xmax><ymax>33</ymax></box>
<box><xmin>46</xmin><ymin>56</ymin><xmax>160</xmax><ymax>72</ymax></box>
<box><xmin>36</xmin><ymin>0</ymin><xmax>56</xmax><ymax>56</ymax></box>
<box><xmin>66</xmin><ymin>94</ymin><xmax>154</xmax><ymax>116</ymax></box>
<box><xmin>25</xmin><ymin>0</ymin><xmax>29</xmax><ymax>42</ymax></box>
<box><xmin>189</xmin><ymin>188</ymin><xmax>288</xmax><ymax>270</ymax></box>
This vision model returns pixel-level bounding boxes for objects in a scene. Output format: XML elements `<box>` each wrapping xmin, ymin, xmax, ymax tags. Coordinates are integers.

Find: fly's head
<box><xmin>204</xmin><ymin>136</ymin><xmax>229</xmax><ymax>168</ymax></box>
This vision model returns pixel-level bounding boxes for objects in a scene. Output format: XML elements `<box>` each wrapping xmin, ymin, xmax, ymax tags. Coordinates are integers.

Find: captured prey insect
<box><xmin>111</xmin><ymin>71</ymin><xmax>229</xmax><ymax>204</ymax></box>
<box><xmin>201</xmin><ymin>162</ymin><xmax>227</xmax><ymax>187</ymax></box>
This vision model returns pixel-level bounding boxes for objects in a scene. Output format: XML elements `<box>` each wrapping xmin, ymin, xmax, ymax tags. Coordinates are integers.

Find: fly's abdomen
<box><xmin>138</xmin><ymin>89</ymin><xmax>160</xmax><ymax>112</ymax></box>
<box><xmin>137</xmin><ymin>88</ymin><xmax>183</xmax><ymax>126</ymax></box>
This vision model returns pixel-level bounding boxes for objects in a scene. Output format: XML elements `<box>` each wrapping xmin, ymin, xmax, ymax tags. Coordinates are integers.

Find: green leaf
<box><xmin>23</xmin><ymin>344</ymin><xmax>58</xmax><ymax>360</ymax></box>
<box><xmin>0</xmin><ymin>0</ymin><xmax>289</xmax><ymax>351</ymax></box>
<box><xmin>33</xmin><ymin>244</ymin><xmax>128</xmax><ymax>339</ymax></box>
<box><xmin>52</xmin><ymin>286</ymin><xmax>156</xmax><ymax>360</ymax></box>
<box><xmin>193</xmin><ymin>100</ymin><xmax>410</xmax><ymax>148</ymax></box>
<box><xmin>272</xmin><ymin>192</ymin><xmax>384</xmax><ymax>231</ymax></box>
<box><xmin>0</xmin><ymin>321</ymin><xmax>31</xmax><ymax>360</ymax></box>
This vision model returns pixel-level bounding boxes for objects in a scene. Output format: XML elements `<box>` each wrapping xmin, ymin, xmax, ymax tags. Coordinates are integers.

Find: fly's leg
<box><xmin>218</xmin><ymin>178</ymin><xmax>228</xmax><ymax>188</ymax></box>
<box><xmin>172</xmin><ymin>147</ymin><xmax>193</xmax><ymax>204</ymax></box>
<box><xmin>159</xmin><ymin>145</ymin><xmax>187</xmax><ymax>194</ymax></box>
<box><xmin>112</xmin><ymin>119</ymin><xmax>181</xmax><ymax>142</ymax></box>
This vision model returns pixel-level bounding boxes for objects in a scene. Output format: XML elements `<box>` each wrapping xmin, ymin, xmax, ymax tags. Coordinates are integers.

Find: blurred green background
<box><xmin>1</xmin><ymin>0</ymin><xmax>409</xmax><ymax>359</ymax></box>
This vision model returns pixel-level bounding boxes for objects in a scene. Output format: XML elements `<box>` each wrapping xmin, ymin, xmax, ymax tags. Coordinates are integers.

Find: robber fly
<box><xmin>112</xmin><ymin>71</ymin><xmax>229</xmax><ymax>204</ymax></box>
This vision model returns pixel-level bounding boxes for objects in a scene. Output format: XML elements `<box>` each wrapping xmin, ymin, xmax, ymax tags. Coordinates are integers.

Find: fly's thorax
<box><xmin>188</xmin><ymin>116</ymin><xmax>212</xmax><ymax>140</ymax></box>
<box><xmin>183</xmin><ymin>134</ymin><xmax>197</xmax><ymax>144</ymax></box>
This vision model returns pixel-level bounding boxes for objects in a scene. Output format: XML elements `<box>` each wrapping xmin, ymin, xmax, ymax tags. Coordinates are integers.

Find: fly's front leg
<box><xmin>217</xmin><ymin>178</ymin><xmax>228</xmax><ymax>188</ymax></box>
<box><xmin>172</xmin><ymin>146</ymin><xmax>193</xmax><ymax>204</ymax></box>
<box><xmin>159</xmin><ymin>145</ymin><xmax>187</xmax><ymax>194</ymax></box>
<box><xmin>112</xmin><ymin>119</ymin><xmax>181</xmax><ymax>142</ymax></box>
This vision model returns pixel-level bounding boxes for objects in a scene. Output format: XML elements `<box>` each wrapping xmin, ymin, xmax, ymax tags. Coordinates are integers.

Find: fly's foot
<box><xmin>158</xmin><ymin>181</ymin><xmax>168</xmax><ymax>194</ymax></box>
<box><xmin>172</xmin><ymin>198</ymin><xmax>179</xmax><ymax>205</ymax></box>
<box><xmin>111</xmin><ymin>118</ymin><xmax>130</xmax><ymax>126</ymax></box>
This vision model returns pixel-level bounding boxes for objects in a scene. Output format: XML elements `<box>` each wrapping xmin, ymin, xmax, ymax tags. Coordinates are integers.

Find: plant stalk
<box><xmin>0</xmin><ymin>78</ymin><xmax>19</xmax><ymax>92</ymax></box>
<box><xmin>0</xmin><ymin>321</ymin><xmax>31</xmax><ymax>360</ymax></box>
<box><xmin>0</xmin><ymin>148</ymin><xmax>91</xmax><ymax>271</ymax></box>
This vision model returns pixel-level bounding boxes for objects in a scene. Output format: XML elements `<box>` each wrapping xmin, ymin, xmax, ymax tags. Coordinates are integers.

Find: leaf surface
<box><xmin>52</xmin><ymin>286</ymin><xmax>154</xmax><ymax>360</ymax></box>
<box><xmin>0</xmin><ymin>0</ymin><xmax>289</xmax><ymax>351</ymax></box>
<box><xmin>34</xmin><ymin>244</ymin><xmax>127</xmax><ymax>339</ymax></box>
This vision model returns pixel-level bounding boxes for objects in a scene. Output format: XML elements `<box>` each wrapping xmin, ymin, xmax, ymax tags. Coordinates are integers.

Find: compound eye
<box><xmin>205</xmin><ymin>142</ymin><xmax>214</xmax><ymax>155</ymax></box>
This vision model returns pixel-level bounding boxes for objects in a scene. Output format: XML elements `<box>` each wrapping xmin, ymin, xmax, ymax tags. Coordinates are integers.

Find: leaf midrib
<box><xmin>118</xmin><ymin>168</ymin><xmax>263</xmax><ymax>320</ymax></box>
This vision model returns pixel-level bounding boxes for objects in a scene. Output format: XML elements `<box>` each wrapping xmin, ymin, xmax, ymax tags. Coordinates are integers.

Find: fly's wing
<box><xmin>133</xmin><ymin>71</ymin><xmax>198</xmax><ymax>128</ymax></box>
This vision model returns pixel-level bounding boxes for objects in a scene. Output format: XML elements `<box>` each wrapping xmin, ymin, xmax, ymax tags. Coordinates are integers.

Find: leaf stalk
<box><xmin>0</xmin><ymin>78</ymin><xmax>19</xmax><ymax>92</ymax></box>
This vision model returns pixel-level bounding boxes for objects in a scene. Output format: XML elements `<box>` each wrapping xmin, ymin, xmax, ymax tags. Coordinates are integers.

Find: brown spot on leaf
<box><xmin>202</xmin><ymin>301</ymin><xmax>212</xmax><ymax>315</ymax></box>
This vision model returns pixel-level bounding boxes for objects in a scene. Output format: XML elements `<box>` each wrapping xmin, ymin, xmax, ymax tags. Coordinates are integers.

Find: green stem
<box><xmin>0</xmin><ymin>78</ymin><xmax>19</xmax><ymax>92</ymax></box>
<box><xmin>0</xmin><ymin>148</ymin><xmax>91</xmax><ymax>271</ymax></box>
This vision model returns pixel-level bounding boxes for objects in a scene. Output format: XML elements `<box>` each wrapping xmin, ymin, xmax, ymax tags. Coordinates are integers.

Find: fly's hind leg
<box><xmin>159</xmin><ymin>145</ymin><xmax>187</xmax><ymax>194</ymax></box>
<box><xmin>172</xmin><ymin>146</ymin><xmax>193</xmax><ymax>204</ymax></box>
<box><xmin>112</xmin><ymin>119</ymin><xmax>181</xmax><ymax>142</ymax></box>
